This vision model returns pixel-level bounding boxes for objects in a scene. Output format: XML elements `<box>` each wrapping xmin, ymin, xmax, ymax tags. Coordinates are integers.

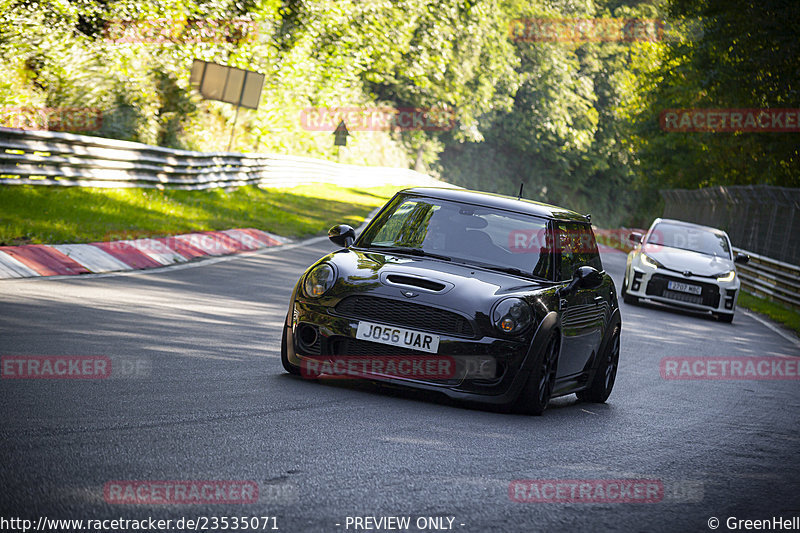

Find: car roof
<box><xmin>399</xmin><ymin>187</ymin><xmax>589</xmax><ymax>222</ymax></box>
<box><xmin>650</xmin><ymin>218</ymin><xmax>729</xmax><ymax>236</ymax></box>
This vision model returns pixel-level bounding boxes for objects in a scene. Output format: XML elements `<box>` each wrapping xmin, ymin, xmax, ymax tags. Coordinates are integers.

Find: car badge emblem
<box><xmin>402</xmin><ymin>290</ymin><xmax>418</xmax><ymax>298</ymax></box>
<box><xmin>683</xmin><ymin>270</ymin><xmax>693</xmax><ymax>277</ymax></box>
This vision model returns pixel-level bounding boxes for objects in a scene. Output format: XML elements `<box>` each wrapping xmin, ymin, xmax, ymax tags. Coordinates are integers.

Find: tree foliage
<box><xmin>1</xmin><ymin>0</ymin><xmax>796</xmax><ymax>227</ymax></box>
<box><xmin>619</xmin><ymin>0</ymin><xmax>800</xmax><ymax>222</ymax></box>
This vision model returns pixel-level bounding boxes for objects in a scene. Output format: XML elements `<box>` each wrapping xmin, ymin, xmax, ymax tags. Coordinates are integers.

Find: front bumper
<box><xmin>626</xmin><ymin>264</ymin><xmax>739</xmax><ymax>314</ymax></box>
<box><xmin>285</xmin><ymin>299</ymin><xmax>542</xmax><ymax>404</ymax></box>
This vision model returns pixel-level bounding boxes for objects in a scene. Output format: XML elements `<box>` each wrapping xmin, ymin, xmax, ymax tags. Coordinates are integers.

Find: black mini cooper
<box><xmin>281</xmin><ymin>188</ymin><xmax>621</xmax><ymax>415</ymax></box>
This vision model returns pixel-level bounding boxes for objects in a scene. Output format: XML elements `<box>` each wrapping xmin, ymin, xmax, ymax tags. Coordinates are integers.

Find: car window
<box><xmin>357</xmin><ymin>194</ymin><xmax>554</xmax><ymax>279</ymax></box>
<box><xmin>369</xmin><ymin>200</ymin><xmax>435</xmax><ymax>247</ymax></box>
<box><xmin>648</xmin><ymin>222</ymin><xmax>731</xmax><ymax>258</ymax></box>
<box><xmin>556</xmin><ymin>222</ymin><xmax>602</xmax><ymax>281</ymax></box>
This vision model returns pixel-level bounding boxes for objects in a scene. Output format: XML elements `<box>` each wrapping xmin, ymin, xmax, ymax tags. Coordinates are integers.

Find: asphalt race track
<box><xmin>1</xmin><ymin>237</ymin><xmax>799</xmax><ymax>533</ymax></box>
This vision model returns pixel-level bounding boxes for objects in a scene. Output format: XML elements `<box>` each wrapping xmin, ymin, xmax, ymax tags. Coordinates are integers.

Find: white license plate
<box><xmin>667</xmin><ymin>280</ymin><xmax>702</xmax><ymax>295</ymax></box>
<box><xmin>356</xmin><ymin>321</ymin><xmax>440</xmax><ymax>354</ymax></box>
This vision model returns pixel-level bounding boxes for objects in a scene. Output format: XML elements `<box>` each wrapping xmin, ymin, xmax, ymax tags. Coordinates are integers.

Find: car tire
<box><xmin>577</xmin><ymin>325</ymin><xmax>620</xmax><ymax>404</ymax></box>
<box><xmin>620</xmin><ymin>273</ymin><xmax>629</xmax><ymax>297</ymax></box>
<box><xmin>281</xmin><ymin>322</ymin><xmax>301</xmax><ymax>375</ymax></box>
<box><xmin>717</xmin><ymin>312</ymin><xmax>734</xmax><ymax>323</ymax></box>
<box><xmin>515</xmin><ymin>335</ymin><xmax>560</xmax><ymax>416</ymax></box>
<box><xmin>623</xmin><ymin>293</ymin><xmax>639</xmax><ymax>305</ymax></box>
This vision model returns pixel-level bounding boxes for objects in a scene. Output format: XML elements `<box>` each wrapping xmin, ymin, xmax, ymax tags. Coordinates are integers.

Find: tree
<box><xmin>622</xmin><ymin>0</ymin><xmax>800</xmax><ymax>222</ymax></box>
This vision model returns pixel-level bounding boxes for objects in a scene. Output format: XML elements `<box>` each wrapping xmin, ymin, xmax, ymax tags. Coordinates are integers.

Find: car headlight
<box><xmin>716</xmin><ymin>270</ymin><xmax>736</xmax><ymax>282</ymax></box>
<box><xmin>640</xmin><ymin>253</ymin><xmax>662</xmax><ymax>269</ymax></box>
<box><xmin>303</xmin><ymin>263</ymin><xmax>336</xmax><ymax>298</ymax></box>
<box><xmin>492</xmin><ymin>298</ymin><xmax>533</xmax><ymax>335</ymax></box>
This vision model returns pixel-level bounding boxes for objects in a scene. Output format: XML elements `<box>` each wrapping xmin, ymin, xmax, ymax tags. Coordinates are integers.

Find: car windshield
<box><xmin>356</xmin><ymin>195</ymin><xmax>554</xmax><ymax>280</ymax></box>
<box><xmin>647</xmin><ymin>222</ymin><xmax>731</xmax><ymax>258</ymax></box>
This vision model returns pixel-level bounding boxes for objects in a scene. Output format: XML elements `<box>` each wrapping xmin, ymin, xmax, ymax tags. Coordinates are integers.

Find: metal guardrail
<box><xmin>733</xmin><ymin>247</ymin><xmax>800</xmax><ymax>310</ymax></box>
<box><xmin>0</xmin><ymin>127</ymin><xmax>447</xmax><ymax>190</ymax></box>
<box><xmin>661</xmin><ymin>185</ymin><xmax>800</xmax><ymax>266</ymax></box>
<box><xmin>661</xmin><ymin>185</ymin><xmax>800</xmax><ymax>311</ymax></box>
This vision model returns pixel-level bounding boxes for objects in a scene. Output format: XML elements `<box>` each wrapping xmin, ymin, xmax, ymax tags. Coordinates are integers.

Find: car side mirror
<box><xmin>734</xmin><ymin>253</ymin><xmax>750</xmax><ymax>264</ymax></box>
<box><xmin>560</xmin><ymin>266</ymin><xmax>604</xmax><ymax>296</ymax></box>
<box><xmin>328</xmin><ymin>224</ymin><xmax>355</xmax><ymax>247</ymax></box>
<box><xmin>629</xmin><ymin>232</ymin><xmax>643</xmax><ymax>244</ymax></box>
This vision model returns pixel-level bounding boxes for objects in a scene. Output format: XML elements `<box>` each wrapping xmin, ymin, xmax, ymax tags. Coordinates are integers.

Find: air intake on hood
<box><xmin>385</xmin><ymin>274</ymin><xmax>446</xmax><ymax>292</ymax></box>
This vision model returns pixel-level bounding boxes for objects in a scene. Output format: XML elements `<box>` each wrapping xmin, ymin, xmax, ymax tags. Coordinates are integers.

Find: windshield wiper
<box><xmin>366</xmin><ymin>246</ymin><xmax>452</xmax><ymax>262</ymax></box>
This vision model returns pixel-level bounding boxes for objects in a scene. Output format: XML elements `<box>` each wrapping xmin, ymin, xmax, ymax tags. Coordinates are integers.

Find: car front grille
<box><xmin>329</xmin><ymin>337</ymin><xmax>432</xmax><ymax>357</ymax></box>
<box><xmin>334</xmin><ymin>296</ymin><xmax>475</xmax><ymax>337</ymax></box>
<box><xmin>326</xmin><ymin>336</ymin><xmax>462</xmax><ymax>385</ymax></box>
<box><xmin>645</xmin><ymin>274</ymin><xmax>720</xmax><ymax>308</ymax></box>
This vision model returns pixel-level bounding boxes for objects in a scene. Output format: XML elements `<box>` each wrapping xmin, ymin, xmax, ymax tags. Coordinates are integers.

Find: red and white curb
<box><xmin>0</xmin><ymin>229</ymin><xmax>289</xmax><ymax>279</ymax></box>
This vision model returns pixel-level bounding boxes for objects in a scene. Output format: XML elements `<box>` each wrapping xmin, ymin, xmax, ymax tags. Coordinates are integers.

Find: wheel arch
<box><xmin>520</xmin><ymin>310</ymin><xmax>561</xmax><ymax>373</ymax></box>
<box><xmin>587</xmin><ymin>308</ymin><xmax>622</xmax><ymax>378</ymax></box>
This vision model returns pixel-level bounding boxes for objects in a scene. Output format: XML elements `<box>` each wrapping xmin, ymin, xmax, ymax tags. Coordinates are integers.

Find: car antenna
<box><xmin>517</xmin><ymin>182</ymin><xmax>524</xmax><ymax>200</ymax></box>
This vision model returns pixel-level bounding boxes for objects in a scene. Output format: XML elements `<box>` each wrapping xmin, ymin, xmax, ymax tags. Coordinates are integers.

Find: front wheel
<box><xmin>623</xmin><ymin>293</ymin><xmax>639</xmax><ymax>305</ymax></box>
<box><xmin>515</xmin><ymin>335</ymin><xmax>560</xmax><ymax>416</ymax></box>
<box><xmin>577</xmin><ymin>325</ymin><xmax>620</xmax><ymax>403</ymax></box>
<box><xmin>716</xmin><ymin>312</ymin><xmax>734</xmax><ymax>323</ymax></box>
<box><xmin>621</xmin><ymin>271</ymin><xmax>639</xmax><ymax>304</ymax></box>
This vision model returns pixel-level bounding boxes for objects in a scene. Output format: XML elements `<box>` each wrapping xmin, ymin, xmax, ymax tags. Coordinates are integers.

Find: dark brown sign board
<box><xmin>334</xmin><ymin>120</ymin><xmax>349</xmax><ymax>146</ymax></box>
<box><xmin>190</xmin><ymin>59</ymin><xmax>264</xmax><ymax>110</ymax></box>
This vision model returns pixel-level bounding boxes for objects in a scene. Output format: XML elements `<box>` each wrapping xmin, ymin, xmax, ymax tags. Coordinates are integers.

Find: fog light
<box><xmin>296</xmin><ymin>323</ymin><xmax>321</xmax><ymax>355</ymax></box>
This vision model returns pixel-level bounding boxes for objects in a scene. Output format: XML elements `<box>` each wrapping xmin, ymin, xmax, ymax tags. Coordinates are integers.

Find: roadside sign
<box><xmin>189</xmin><ymin>59</ymin><xmax>265</xmax><ymax>150</ymax></box>
<box><xmin>190</xmin><ymin>60</ymin><xmax>264</xmax><ymax>110</ymax></box>
<box><xmin>334</xmin><ymin>120</ymin><xmax>349</xmax><ymax>146</ymax></box>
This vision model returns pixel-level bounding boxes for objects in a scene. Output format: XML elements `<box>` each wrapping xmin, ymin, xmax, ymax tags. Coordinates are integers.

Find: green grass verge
<box><xmin>0</xmin><ymin>184</ymin><xmax>403</xmax><ymax>245</ymax></box>
<box><xmin>738</xmin><ymin>291</ymin><xmax>800</xmax><ymax>336</ymax></box>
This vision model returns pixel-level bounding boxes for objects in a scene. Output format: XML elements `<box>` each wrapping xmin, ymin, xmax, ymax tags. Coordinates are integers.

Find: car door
<box><xmin>554</xmin><ymin>222</ymin><xmax>605</xmax><ymax>378</ymax></box>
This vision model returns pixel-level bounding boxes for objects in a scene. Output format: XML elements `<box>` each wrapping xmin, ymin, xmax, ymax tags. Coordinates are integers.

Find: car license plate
<box><xmin>667</xmin><ymin>280</ymin><xmax>702</xmax><ymax>295</ymax></box>
<box><xmin>356</xmin><ymin>321</ymin><xmax>440</xmax><ymax>354</ymax></box>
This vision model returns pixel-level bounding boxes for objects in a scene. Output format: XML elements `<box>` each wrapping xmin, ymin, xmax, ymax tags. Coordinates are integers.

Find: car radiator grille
<box><xmin>334</xmin><ymin>296</ymin><xmax>475</xmax><ymax>337</ymax></box>
<box><xmin>326</xmin><ymin>337</ymin><xmax>463</xmax><ymax>385</ymax></box>
<box><xmin>645</xmin><ymin>274</ymin><xmax>721</xmax><ymax>308</ymax></box>
<box><xmin>330</xmin><ymin>337</ymin><xmax>432</xmax><ymax>357</ymax></box>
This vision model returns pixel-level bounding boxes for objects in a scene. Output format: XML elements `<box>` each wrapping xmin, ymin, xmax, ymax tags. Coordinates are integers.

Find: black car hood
<box><xmin>322</xmin><ymin>248</ymin><xmax>550</xmax><ymax>316</ymax></box>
